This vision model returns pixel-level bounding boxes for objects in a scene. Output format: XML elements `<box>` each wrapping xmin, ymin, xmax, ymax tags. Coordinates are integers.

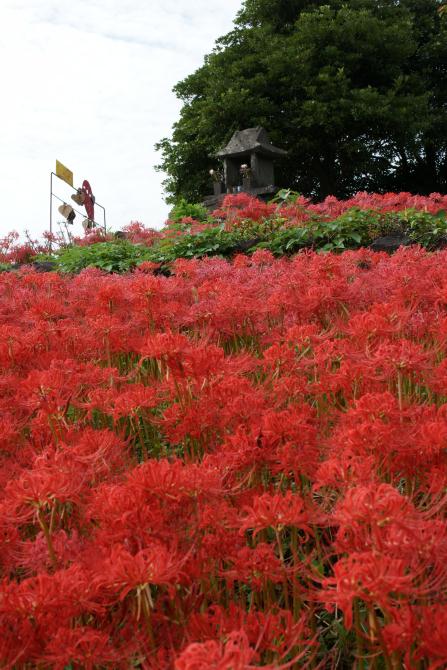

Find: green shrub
<box><xmin>309</xmin><ymin>209</ymin><xmax>378</xmax><ymax>252</ymax></box>
<box><xmin>254</xmin><ymin>226</ymin><xmax>311</xmax><ymax>255</ymax></box>
<box><xmin>399</xmin><ymin>209</ymin><xmax>447</xmax><ymax>248</ymax></box>
<box><xmin>34</xmin><ymin>208</ymin><xmax>447</xmax><ymax>274</ymax></box>
<box><xmin>255</xmin><ymin>209</ymin><xmax>377</xmax><ymax>255</ymax></box>
<box><xmin>169</xmin><ymin>198</ymin><xmax>208</xmax><ymax>222</ymax></box>
<box><xmin>51</xmin><ymin>241</ymin><xmax>154</xmax><ymax>274</ymax></box>
<box><xmin>146</xmin><ymin>226</ymin><xmax>250</xmax><ymax>263</ymax></box>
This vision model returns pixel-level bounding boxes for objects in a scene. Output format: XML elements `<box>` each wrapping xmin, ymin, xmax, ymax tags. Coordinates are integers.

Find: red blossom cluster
<box><xmin>213</xmin><ymin>191</ymin><xmax>447</xmax><ymax>228</ymax></box>
<box><xmin>2</xmin><ymin>247</ymin><xmax>447</xmax><ymax>667</ymax></box>
<box><xmin>0</xmin><ymin>229</ymin><xmax>116</xmax><ymax>265</ymax></box>
<box><xmin>0</xmin><ymin>232</ymin><xmax>53</xmax><ymax>265</ymax></box>
<box><xmin>121</xmin><ymin>222</ymin><xmax>162</xmax><ymax>246</ymax></box>
<box><xmin>71</xmin><ymin>230</ymin><xmax>116</xmax><ymax>246</ymax></box>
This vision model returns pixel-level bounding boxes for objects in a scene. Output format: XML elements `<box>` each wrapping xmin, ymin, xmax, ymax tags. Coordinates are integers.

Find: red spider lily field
<box><xmin>4</xmin><ymin>195</ymin><xmax>447</xmax><ymax>668</ymax></box>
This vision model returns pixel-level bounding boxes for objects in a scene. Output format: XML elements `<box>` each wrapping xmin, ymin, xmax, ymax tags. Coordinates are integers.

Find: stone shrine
<box><xmin>203</xmin><ymin>127</ymin><xmax>287</xmax><ymax>210</ymax></box>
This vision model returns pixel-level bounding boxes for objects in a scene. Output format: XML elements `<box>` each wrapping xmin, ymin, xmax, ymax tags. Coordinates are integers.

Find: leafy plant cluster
<box><xmin>43</xmin><ymin>240</ymin><xmax>156</xmax><ymax>274</ymax></box>
<box><xmin>41</xmin><ymin>205</ymin><xmax>447</xmax><ymax>274</ymax></box>
<box><xmin>169</xmin><ymin>198</ymin><xmax>209</xmax><ymax>222</ymax></box>
<box><xmin>0</xmin><ymin>262</ymin><xmax>15</xmax><ymax>273</ymax></box>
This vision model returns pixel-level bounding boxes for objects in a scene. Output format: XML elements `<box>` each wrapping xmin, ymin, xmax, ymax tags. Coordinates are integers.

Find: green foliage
<box><xmin>168</xmin><ymin>198</ymin><xmax>209</xmax><ymax>222</ymax></box>
<box><xmin>254</xmin><ymin>226</ymin><xmax>311</xmax><ymax>255</ymax></box>
<box><xmin>51</xmin><ymin>241</ymin><xmax>154</xmax><ymax>274</ymax></box>
<box><xmin>146</xmin><ymin>226</ymin><xmax>256</xmax><ymax>264</ymax></box>
<box><xmin>254</xmin><ymin>209</ymin><xmax>376</xmax><ymax>254</ymax></box>
<box><xmin>151</xmin><ymin>207</ymin><xmax>447</xmax><ymax>261</ymax></box>
<box><xmin>156</xmin><ymin>0</ymin><xmax>447</xmax><ymax>204</ymax></box>
<box><xmin>256</xmin><ymin>208</ymin><xmax>447</xmax><ymax>254</ymax></box>
<box><xmin>42</xmin><ymin>208</ymin><xmax>447</xmax><ymax>274</ymax></box>
<box><xmin>401</xmin><ymin>209</ymin><xmax>447</xmax><ymax>247</ymax></box>
<box><xmin>270</xmin><ymin>189</ymin><xmax>303</xmax><ymax>206</ymax></box>
<box><xmin>310</xmin><ymin>209</ymin><xmax>383</xmax><ymax>252</ymax></box>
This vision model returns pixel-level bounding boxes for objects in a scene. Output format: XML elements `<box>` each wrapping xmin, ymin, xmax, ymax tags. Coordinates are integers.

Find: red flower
<box><xmin>42</xmin><ymin>626</ymin><xmax>123</xmax><ymax>670</ymax></box>
<box><xmin>99</xmin><ymin>543</ymin><xmax>181</xmax><ymax>600</ymax></box>
<box><xmin>320</xmin><ymin>552</ymin><xmax>415</xmax><ymax>629</ymax></box>
<box><xmin>175</xmin><ymin>630</ymin><xmax>258</xmax><ymax>670</ymax></box>
<box><xmin>240</xmin><ymin>491</ymin><xmax>312</xmax><ymax>539</ymax></box>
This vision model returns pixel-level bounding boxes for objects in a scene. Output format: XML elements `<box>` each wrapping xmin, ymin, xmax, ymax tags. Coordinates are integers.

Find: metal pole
<box><xmin>50</xmin><ymin>172</ymin><xmax>53</xmax><ymax>253</ymax></box>
<box><xmin>95</xmin><ymin>203</ymin><xmax>107</xmax><ymax>233</ymax></box>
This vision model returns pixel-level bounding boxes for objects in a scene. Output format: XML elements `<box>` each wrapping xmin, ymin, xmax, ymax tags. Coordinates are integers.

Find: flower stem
<box><xmin>37</xmin><ymin>508</ymin><xmax>57</xmax><ymax>570</ymax></box>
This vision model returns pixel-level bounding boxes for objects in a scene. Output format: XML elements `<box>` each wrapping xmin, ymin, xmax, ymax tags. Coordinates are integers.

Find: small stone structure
<box><xmin>203</xmin><ymin>127</ymin><xmax>287</xmax><ymax>210</ymax></box>
<box><xmin>370</xmin><ymin>236</ymin><xmax>411</xmax><ymax>253</ymax></box>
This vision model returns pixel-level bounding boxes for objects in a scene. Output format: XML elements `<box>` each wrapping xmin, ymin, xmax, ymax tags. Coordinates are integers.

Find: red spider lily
<box><xmin>3</xmin><ymin>230</ymin><xmax>447</xmax><ymax>667</ymax></box>
<box><xmin>221</xmin><ymin>543</ymin><xmax>285</xmax><ymax>589</ymax></box>
<box><xmin>126</xmin><ymin>458</ymin><xmax>223</xmax><ymax>501</ymax></box>
<box><xmin>122</xmin><ymin>221</ymin><xmax>161</xmax><ymax>245</ymax></box>
<box><xmin>186</xmin><ymin>605</ymin><xmax>312</xmax><ymax>661</ymax></box>
<box><xmin>174</xmin><ymin>631</ymin><xmax>258</xmax><ymax>670</ymax></box>
<box><xmin>5</xmin><ymin>466</ymin><xmax>83</xmax><ymax>522</ymax></box>
<box><xmin>0</xmin><ymin>616</ymin><xmax>37</xmax><ymax>669</ymax></box>
<box><xmin>17</xmin><ymin>359</ymin><xmax>114</xmax><ymax>419</ymax></box>
<box><xmin>196</xmin><ymin>502</ymin><xmax>246</xmax><ymax>566</ymax></box>
<box><xmin>381</xmin><ymin>605</ymin><xmax>420</xmax><ymax>663</ymax></box>
<box><xmin>175</xmin><ymin>627</ymin><xmax>313</xmax><ymax>670</ymax></box>
<box><xmin>212</xmin><ymin>191</ymin><xmax>447</xmax><ymax>231</ymax></box>
<box><xmin>366</xmin><ymin>339</ymin><xmax>431</xmax><ymax>384</ymax></box>
<box><xmin>0</xmin><ymin>565</ymin><xmax>111</xmax><ymax>664</ymax></box>
<box><xmin>0</xmin><ymin>414</ymin><xmax>19</xmax><ymax>455</ymax></box>
<box><xmin>61</xmin><ymin>428</ymin><xmax>129</xmax><ymax>479</ymax></box>
<box><xmin>42</xmin><ymin>626</ymin><xmax>126</xmax><ymax>670</ymax></box>
<box><xmin>97</xmin><ymin>543</ymin><xmax>182</xmax><ymax>600</ymax></box>
<box><xmin>93</xmin><ymin>384</ymin><xmax>159</xmax><ymax>421</ymax></box>
<box><xmin>86</xmin><ymin>481</ymin><xmax>166</xmax><ymax>549</ymax></box>
<box><xmin>161</xmin><ymin>376</ymin><xmax>267</xmax><ymax>445</ymax></box>
<box><xmin>240</xmin><ymin>491</ymin><xmax>313</xmax><ymax>539</ymax></box>
<box><xmin>314</xmin><ymin>453</ymin><xmax>380</xmax><ymax>492</ymax></box>
<box><xmin>417</xmin><ymin>605</ymin><xmax>447</xmax><ymax>669</ymax></box>
<box><xmin>319</xmin><ymin>552</ymin><xmax>417</xmax><ymax>630</ymax></box>
<box><xmin>333</xmin><ymin>483</ymin><xmax>418</xmax><ymax>554</ymax></box>
<box><xmin>251</xmin><ymin>249</ymin><xmax>275</xmax><ymax>267</ymax></box>
<box><xmin>16</xmin><ymin>528</ymin><xmax>84</xmax><ymax>574</ymax></box>
<box><xmin>207</xmin><ymin>425</ymin><xmax>282</xmax><ymax>478</ymax></box>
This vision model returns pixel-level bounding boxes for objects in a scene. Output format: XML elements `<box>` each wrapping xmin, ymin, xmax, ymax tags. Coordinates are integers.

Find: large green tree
<box><xmin>156</xmin><ymin>0</ymin><xmax>447</xmax><ymax>203</ymax></box>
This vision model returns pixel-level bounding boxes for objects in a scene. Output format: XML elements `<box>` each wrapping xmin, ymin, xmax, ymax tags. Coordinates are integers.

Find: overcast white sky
<box><xmin>0</xmin><ymin>0</ymin><xmax>241</xmax><ymax>239</ymax></box>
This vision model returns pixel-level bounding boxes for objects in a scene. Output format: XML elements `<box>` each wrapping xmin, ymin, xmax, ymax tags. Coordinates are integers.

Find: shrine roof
<box><xmin>217</xmin><ymin>127</ymin><xmax>287</xmax><ymax>158</ymax></box>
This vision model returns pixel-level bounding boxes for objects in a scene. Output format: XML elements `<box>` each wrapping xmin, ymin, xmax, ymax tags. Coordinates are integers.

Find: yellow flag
<box><xmin>56</xmin><ymin>160</ymin><xmax>73</xmax><ymax>187</ymax></box>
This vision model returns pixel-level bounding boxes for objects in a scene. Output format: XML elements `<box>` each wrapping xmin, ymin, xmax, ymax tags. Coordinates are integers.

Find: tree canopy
<box><xmin>156</xmin><ymin>0</ymin><xmax>447</xmax><ymax>204</ymax></box>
